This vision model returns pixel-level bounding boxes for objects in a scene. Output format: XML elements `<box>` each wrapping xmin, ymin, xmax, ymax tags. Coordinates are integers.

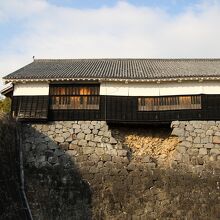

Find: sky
<box><xmin>1</xmin><ymin>0</ymin><xmax>220</xmax><ymax>89</ymax></box>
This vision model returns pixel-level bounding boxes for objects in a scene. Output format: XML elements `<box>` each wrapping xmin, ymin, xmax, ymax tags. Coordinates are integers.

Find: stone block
<box><xmin>48</xmin><ymin>142</ymin><xmax>58</xmax><ymax>150</ymax></box>
<box><xmin>185</xmin><ymin>125</ymin><xmax>194</xmax><ymax>131</ymax></box>
<box><xmin>78</xmin><ymin>139</ymin><xmax>87</xmax><ymax>146</ymax></box>
<box><xmin>36</xmin><ymin>155</ymin><xmax>46</xmax><ymax>163</ymax></box>
<box><xmin>42</xmin><ymin>125</ymin><xmax>49</xmax><ymax>132</ymax></box>
<box><xmin>64</xmin><ymin>121</ymin><xmax>73</xmax><ymax>128</ymax></box>
<box><xmin>84</xmin><ymin>128</ymin><xmax>91</xmax><ymax>134</ymax></box>
<box><xmin>207</xmin><ymin>121</ymin><xmax>216</xmax><ymax>126</ymax></box>
<box><xmin>170</xmin><ymin>121</ymin><xmax>179</xmax><ymax>128</ymax></box>
<box><xmin>146</xmin><ymin>162</ymin><xmax>156</xmax><ymax>169</ymax></box>
<box><xmin>204</xmin><ymin>143</ymin><xmax>214</xmax><ymax>149</ymax></box>
<box><xmin>171</xmin><ymin>128</ymin><xmax>184</xmax><ymax>137</ymax></box>
<box><xmin>85</xmin><ymin>134</ymin><xmax>93</xmax><ymax>141</ymax></box>
<box><xmin>187</xmin><ymin>148</ymin><xmax>199</xmax><ymax>156</ymax></box>
<box><xmin>114</xmin><ymin>143</ymin><xmax>123</xmax><ymax>149</ymax></box>
<box><xmin>95</xmin><ymin>148</ymin><xmax>105</xmax><ymax>156</ymax></box>
<box><xmin>55</xmin><ymin>124</ymin><xmax>62</xmax><ymax>129</ymax></box>
<box><xmin>117</xmin><ymin>149</ymin><xmax>127</xmax><ymax>157</ymax></box>
<box><xmin>193</xmin><ymin>136</ymin><xmax>201</xmax><ymax>144</ymax></box>
<box><xmin>112</xmin><ymin>156</ymin><xmax>121</xmax><ymax>164</ymax></box>
<box><xmin>93</xmin><ymin>129</ymin><xmax>98</xmax><ymax>135</ymax></box>
<box><xmin>209</xmin><ymin>126</ymin><xmax>218</xmax><ymax>131</ymax></box>
<box><xmin>59</xmin><ymin>143</ymin><xmax>69</xmax><ymax>150</ymax></box>
<box><xmin>191</xmin><ymin>121</ymin><xmax>202</xmax><ymax>129</ymax></box>
<box><xmin>50</xmin><ymin>125</ymin><xmax>55</xmax><ymax>131</ymax></box>
<box><xmin>94</xmin><ymin>124</ymin><xmax>101</xmax><ymax>130</ymax></box>
<box><xmin>71</xmin><ymin>139</ymin><xmax>78</xmax><ymax>145</ymax></box>
<box><xmin>66</xmin><ymin>135</ymin><xmax>73</xmax><ymax>142</ymax></box>
<box><xmin>88</xmin><ymin>141</ymin><xmax>96</xmax><ymax>147</ymax></box>
<box><xmin>94</xmin><ymin>135</ymin><xmax>102</xmax><ymax>143</ymax></box>
<box><xmin>89</xmin><ymin>166</ymin><xmax>99</xmax><ymax>174</ymax></box>
<box><xmin>176</xmin><ymin>146</ymin><xmax>186</xmax><ymax>153</ymax></box>
<box><xmin>55</xmin><ymin>136</ymin><xmax>65</xmax><ymax>143</ymax></box>
<box><xmin>82</xmin><ymin>147</ymin><xmax>94</xmax><ymax>154</ymax></box>
<box><xmin>127</xmin><ymin>163</ymin><xmax>136</xmax><ymax>171</ymax></box>
<box><xmin>110</xmin><ymin>137</ymin><xmax>117</xmax><ymax>144</ymax></box>
<box><xmin>199</xmin><ymin>148</ymin><xmax>208</xmax><ymax>155</ymax></box>
<box><xmin>186</xmin><ymin>136</ymin><xmax>193</xmax><ymax>142</ymax></box>
<box><xmin>104</xmin><ymin>143</ymin><xmax>113</xmax><ymax>150</ymax></box>
<box><xmin>89</xmin><ymin>154</ymin><xmax>100</xmax><ymax>163</ymax></box>
<box><xmin>69</xmin><ymin>143</ymin><xmax>78</xmax><ymax>150</ymax></box>
<box><xmin>104</xmin><ymin>161</ymin><xmax>114</xmax><ymax>169</ymax></box>
<box><xmin>102</xmin><ymin>137</ymin><xmax>109</xmax><ymax>143</ymax></box>
<box><xmin>214</xmin><ymin>131</ymin><xmax>220</xmax><ymax>136</ymax></box>
<box><xmin>101</xmin><ymin>154</ymin><xmax>111</xmax><ymax>162</ymax></box>
<box><xmin>98</xmin><ymin>131</ymin><xmax>104</xmax><ymax>136</ymax></box>
<box><xmin>77</xmin><ymin>132</ymin><xmax>85</xmax><ymax>140</ymax></box>
<box><xmin>66</xmin><ymin>150</ymin><xmax>78</xmax><ymax>156</ymax></box>
<box><xmin>55</xmin><ymin>129</ymin><xmax>61</xmax><ymax>134</ymax></box>
<box><xmin>172</xmin><ymin>151</ymin><xmax>182</xmax><ymax>161</ymax></box>
<box><xmin>103</xmin><ymin>131</ymin><xmax>111</xmax><ymax>138</ymax></box>
<box><xmin>47</xmin><ymin>131</ymin><xmax>54</xmax><ymax>135</ymax></box>
<box><xmin>63</xmin><ymin>132</ymin><xmax>71</xmax><ymax>139</ymax></box>
<box><xmin>108</xmin><ymin>149</ymin><xmax>117</xmax><ymax>156</ymax></box>
<box><xmin>210</xmin><ymin>148</ymin><xmax>220</xmax><ymax>155</ymax></box>
<box><xmin>81</xmin><ymin>123</ymin><xmax>89</xmax><ymax>130</ymax></box>
<box><xmin>180</xmin><ymin>141</ymin><xmax>191</xmax><ymax>148</ymax></box>
<box><xmin>213</xmin><ymin>136</ymin><xmax>220</xmax><ymax>144</ymax></box>
<box><xmin>48</xmin><ymin>156</ymin><xmax>58</xmax><ymax>164</ymax></box>
<box><xmin>119</xmin><ymin>168</ymin><xmax>128</xmax><ymax>176</ymax></box>
<box><xmin>54</xmin><ymin>149</ymin><xmax>65</xmax><ymax>157</ymax></box>
<box><xmin>194</xmin><ymin>129</ymin><xmax>204</xmax><ymax>134</ymax></box>
<box><xmin>206</xmin><ymin>130</ymin><xmax>214</xmax><ymax>136</ymax></box>
<box><xmin>201</xmin><ymin>137</ymin><xmax>209</xmax><ymax>144</ymax></box>
<box><xmin>75</xmin><ymin>128</ymin><xmax>81</xmax><ymax>134</ymax></box>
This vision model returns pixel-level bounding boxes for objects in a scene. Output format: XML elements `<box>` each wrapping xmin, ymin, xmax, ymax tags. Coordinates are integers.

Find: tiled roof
<box><xmin>3</xmin><ymin>59</ymin><xmax>220</xmax><ymax>81</ymax></box>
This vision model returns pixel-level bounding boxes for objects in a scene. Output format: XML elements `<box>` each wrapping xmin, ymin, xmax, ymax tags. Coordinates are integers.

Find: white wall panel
<box><xmin>100</xmin><ymin>81</ymin><xmax>220</xmax><ymax>96</ymax></box>
<box><xmin>100</xmin><ymin>82</ymin><xmax>129</xmax><ymax>96</ymax></box>
<box><xmin>14</xmin><ymin>83</ymin><xmax>49</xmax><ymax>96</ymax></box>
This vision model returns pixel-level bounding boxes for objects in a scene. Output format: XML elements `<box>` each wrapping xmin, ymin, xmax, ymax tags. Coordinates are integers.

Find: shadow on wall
<box><xmin>0</xmin><ymin>119</ymin><xmax>30</xmax><ymax>220</ymax></box>
<box><xmin>22</xmin><ymin>125</ymin><xmax>92</xmax><ymax>220</ymax></box>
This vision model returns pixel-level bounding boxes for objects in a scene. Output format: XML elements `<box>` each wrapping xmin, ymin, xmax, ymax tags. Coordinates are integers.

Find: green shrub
<box><xmin>0</xmin><ymin>97</ymin><xmax>11</xmax><ymax>113</ymax></box>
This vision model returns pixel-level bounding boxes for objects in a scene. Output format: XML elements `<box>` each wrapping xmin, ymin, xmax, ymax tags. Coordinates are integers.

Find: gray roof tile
<box><xmin>3</xmin><ymin>58</ymin><xmax>220</xmax><ymax>80</ymax></box>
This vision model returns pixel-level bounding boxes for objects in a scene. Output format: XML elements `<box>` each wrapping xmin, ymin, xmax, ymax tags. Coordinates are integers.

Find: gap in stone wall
<box><xmin>109</xmin><ymin>123</ymin><xmax>179</xmax><ymax>167</ymax></box>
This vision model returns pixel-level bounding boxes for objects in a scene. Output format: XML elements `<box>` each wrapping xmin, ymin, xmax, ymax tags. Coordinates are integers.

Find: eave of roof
<box><xmin>0</xmin><ymin>82</ymin><xmax>13</xmax><ymax>95</ymax></box>
<box><xmin>4</xmin><ymin>76</ymin><xmax>220</xmax><ymax>84</ymax></box>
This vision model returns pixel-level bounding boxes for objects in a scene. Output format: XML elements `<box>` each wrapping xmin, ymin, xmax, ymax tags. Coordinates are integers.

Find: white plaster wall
<box><xmin>100</xmin><ymin>81</ymin><xmax>220</xmax><ymax>96</ymax></box>
<box><xmin>13</xmin><ymin>83</ymin><xmax>49</xmax><ymax>96</ymax></box>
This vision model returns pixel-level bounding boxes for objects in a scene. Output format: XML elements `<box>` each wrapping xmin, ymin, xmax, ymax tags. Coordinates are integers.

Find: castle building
<box><xmin>2</xmin><ymin>58</ymin><xmax>220</xmax><ymax>123</ymax></box>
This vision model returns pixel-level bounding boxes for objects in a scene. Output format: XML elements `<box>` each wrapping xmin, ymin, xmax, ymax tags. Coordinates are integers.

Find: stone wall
<box><xmin>171</xmin><ymin>121</ymin><xmax>220</xmax><ymax>171</ymax></box>
<box><xmin>22</xmin><ymin>121</ymin><xmax>220</xmax><ymax>220</ymax></box>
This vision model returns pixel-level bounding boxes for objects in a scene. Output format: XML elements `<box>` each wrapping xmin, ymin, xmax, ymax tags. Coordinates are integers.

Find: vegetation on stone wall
<box><xmin>0</xmin><ymin>97</ymin><xmax>11</xmax><ymax>113</ymax></box>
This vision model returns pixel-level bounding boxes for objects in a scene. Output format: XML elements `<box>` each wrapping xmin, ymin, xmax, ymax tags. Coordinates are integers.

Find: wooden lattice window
<box><xmin>138</xmin><ymin>95</ymin><xmax>201</xmax><ymax>111</ymax></box>
<box><xmin>16</xmin><ymin>96</ymin><xmax>48</xmax><ymax>119</ymax></box>
<box><xmin>50</xmin><ymin>84</ymin><xmax>100</xmax><ymax>110</ymax></box>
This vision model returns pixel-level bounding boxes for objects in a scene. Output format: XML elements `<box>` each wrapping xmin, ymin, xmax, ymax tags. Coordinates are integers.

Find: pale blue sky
<box><xmin>47</xmin><ymin>0</ymin><xmax>200</xmax><ymax>12</ymax></box>
<box><xmin>0</xmin><ymin>0</ymin><xmax>220</xmax><ymax>90</ymax></box>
